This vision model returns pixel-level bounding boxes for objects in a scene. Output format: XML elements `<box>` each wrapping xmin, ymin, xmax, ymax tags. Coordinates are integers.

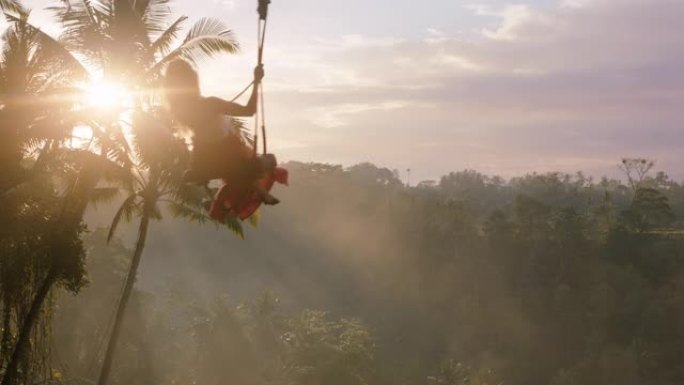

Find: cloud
<box><xmin>211</xmin><ymin>0</ymin><xmax>235</xmax><ymax>10</ymax></box>
<box><xmin>425</xmin><ymin>28</ymin><xmax>447</xmax><ymax>43</ymax></box>
<box><xmin>467</xmin><ymin>4</ymin><xmax>543</xmax><ymax>41</ymax></box>
<box><xmin>561</xmin><ymin>0</ymin><xmax>593</xmax><ymax>8</ymax></box>
<box><xmin>308</xmin><ymin>101</ymin><xmax>410</xmax><ymax>128</ymax></box>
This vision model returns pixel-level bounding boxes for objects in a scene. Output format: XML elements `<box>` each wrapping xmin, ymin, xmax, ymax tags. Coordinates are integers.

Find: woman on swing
<box><xmin>163</xmin><ymin>59</ymin><xmax>282</xmax><ymax>218</ymax></box>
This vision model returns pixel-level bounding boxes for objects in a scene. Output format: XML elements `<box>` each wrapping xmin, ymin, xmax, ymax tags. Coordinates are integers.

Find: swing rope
<box><xmin>231</xmin><ymin>0</ymin><xmax>270</xmax><ymax>156</ymax></box>
<box><xmin>255</xmin><ymin>0</ymin><xmax>269</xmax><ymax>156</ymax></box>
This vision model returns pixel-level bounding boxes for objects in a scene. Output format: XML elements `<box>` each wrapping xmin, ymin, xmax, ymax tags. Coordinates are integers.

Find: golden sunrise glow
<box><xmin>70</xmin><ymin>78</ymin><xmax>134</xmax><ymax>149</ymax></box>
<box><xmin>84</xmin><ymin>79</ymin><xmax>130</xmax><ymax>109</ymax></box>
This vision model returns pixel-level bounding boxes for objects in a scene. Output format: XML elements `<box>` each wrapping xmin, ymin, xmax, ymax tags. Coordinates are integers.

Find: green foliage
<box><xmin>52</xmin><ymin>249</ymin><xmax>377</xmax><ymax>385</ymax></box>
<box><xmin>35</xmin><ymin>160</ymin><xmax>684</xmax><ymax>385</ymax></box>
<box><xmin>282</xmin><ymin>310</ymin><xmax>374</xmax><ymax>385</ymax></box>
<box><xmin>621</xmin><ymin>187</ymin><xmax>675</xmax><ymax>232</ymax></box>
<box><xmin>261</xmin><ymin>161</ymin><xmax>684</xmax><ymax>385</ymax></box>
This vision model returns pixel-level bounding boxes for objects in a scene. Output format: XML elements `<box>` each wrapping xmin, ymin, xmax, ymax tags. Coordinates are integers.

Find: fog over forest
<box><xmin>53</xmin><ymin>160</ymin><xmax>684</xmax><ymax>385</ymax></box>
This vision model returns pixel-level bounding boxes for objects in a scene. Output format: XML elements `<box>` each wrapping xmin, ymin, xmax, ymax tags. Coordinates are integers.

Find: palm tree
<box><xmin>0</xmin><ymin>7</ymin><xmax>88</xmax><ymax>193</ymax></box>
<box><xmin>47</xmin><ymin>1</ymin><xmax>245</xmax><ymax>384</ymax></box>
<box><xmin>50</xmin><ymin>0</ymin><xmax>239</xmax><ymax>91</ymax></box>
<box><xmin>0</xmin><ymin>5</ymin><xmax>114</xmax><ymax>384</ymax></box>
<box><xmin>0</xmin><ymin>151</ymin><xmax>123</xmax><ymax>385</ymax></box>
<box><xmin>99</xmin><ymin>107</ymin><xmax>246</xmax><ymax>385</ymax></box>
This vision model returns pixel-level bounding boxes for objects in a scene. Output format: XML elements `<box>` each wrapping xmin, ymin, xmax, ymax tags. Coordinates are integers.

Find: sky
<box><xmin>19</xmin><ymin>0</ymin><xmax>684</xmax><ymax>183</ymax></box>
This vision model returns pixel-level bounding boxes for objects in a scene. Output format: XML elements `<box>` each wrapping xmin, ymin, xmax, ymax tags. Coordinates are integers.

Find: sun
<box><xmin>84</xmin><ymin>79</ymin><xmax>130</xmax><ymax>109</ymax></box>
<box><xmin>70</xmin><ymin>78</ymin><xmax>134</xmax><ymax>148</ymax></box>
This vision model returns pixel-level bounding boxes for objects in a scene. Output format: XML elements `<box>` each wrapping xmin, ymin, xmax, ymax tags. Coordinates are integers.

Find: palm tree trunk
<box><xmin>0</xmin><ymin>268</ymin><xmax>57</xmax><ymax>385</ymax></box>
<box><xmin>97</xmin><ymin>211</ymin><xmax>151</xmax><ymax>385</ymax></box>
<box><xmin>1</xmin><ymin>294</ymin><xmax>12</xmax><ymax>363</ymax></box>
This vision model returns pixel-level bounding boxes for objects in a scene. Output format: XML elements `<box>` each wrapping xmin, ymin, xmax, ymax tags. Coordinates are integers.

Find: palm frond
<box><xmin>181</xmin><ymin>35</ymin><xmax>238</xmax><ymax>63</ymax></box>
<box><xmin>108</xmin><ymin>192</ymin><xmax>140</xmax><ymax>242</ymax></box>
<box><xmin>148</xmin><ymin>17</ymin><xmax>237</xmax><ymax>75</ymax></box>
<box><xmin>69</xmin><ymin>149</ymin><xmax>130</xmax><ymax>181</ymax></box>
<box><xmin>167</xmin><ymin>201</ymin><xmax>209</xmax><ymax>224</ymax></box>
<box><xmin>247</xmin><ymin>208</ymin><xmax>260</xmax><ymax>228</ymax></box>
<box><xmin>230</xmin><ymin>117</ymin><xmax>253</xmax><ymax>145</ymax></box>
<box><xmin>221</xmin><ymin>215</ymin><xmax>245</xmax><ymax>239</ymax></box>
<box><xmin>172</xmin><ymin>182</ymin><xmax>207</xmax><ymax>206</ymax></box>
<box><xmin>149</xmin><ymin>15</ymin><xmax>186</xmax><ymax>57</ymax></box>
<box><xmin>48</xmin><ymin>0</ymin><xmax>109</xmax><ymax>61</ymax></box>
<box><xmin>0</xmin><ymin>0</ymin><xmax>25</xmax><ymax>15</ymax></box>
<box><xmin>4</xmin><ymin>10</ymin><xmax>89</xmax><ymax>84</ymax></box>
<box><xmin>107</xmin><ymin>142</ymin><xmax>133</xmax><ymax>170</ymax></box>
<box><xmin>182</xmin><ymin>17</ymin><xmax>233</xmax><ymax>44</ymax></box>
<box><xmin>162</xmin><ymin>34</ymin><xmax>238</xmax><ymax>69</ymax></box>
<box><xmin>140</xmin><ymin>0</ymin><xmax>174</xmax><ymax>35</ymax></box>
<box><xmin>81</xmin><ymin>0</ymin><xmax>102</xmax><ymax>26</ymax></box>
<box><xmin>1</xmin><ymin>17</ymin><xmax>38</xmax><ymax>95</ymax></box>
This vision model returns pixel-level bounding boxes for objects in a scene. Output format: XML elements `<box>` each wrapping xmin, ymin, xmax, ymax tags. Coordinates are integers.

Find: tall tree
<box><xmin>0</xmin><ymin>5</ymin><xmax>105</xmax><ymax>384</ymax></box>
<box><xmin>46</xmin><ymin>1</ymin><xmax>244</xmax><ymax>383</ymax></box>
<box><xmin>98</xmin><ymin>107</ymin><xmax>245</xmax><ymax>385</ymax></box>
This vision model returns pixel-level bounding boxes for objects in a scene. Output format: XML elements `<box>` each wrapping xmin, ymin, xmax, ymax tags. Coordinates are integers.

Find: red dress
<box><xmin>209</xmin><ymin>163</ymin><xmax>288</xmax><ymax>221</ymax></box>
<box><xmin>194</xmin><ymin>135</ymin><xmax>287</xmax><ymax>222</ymax></box>
<box><xmin>187</xmin><ymin>98</ymin><xmax>287</xmax><ymax>221</ymax></box>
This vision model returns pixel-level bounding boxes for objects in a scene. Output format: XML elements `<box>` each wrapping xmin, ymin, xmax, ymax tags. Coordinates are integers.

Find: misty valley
<box><xmin>53</xmin><ymin>161</ymin><xmax>684</xmax><ymax>385</ymax></box>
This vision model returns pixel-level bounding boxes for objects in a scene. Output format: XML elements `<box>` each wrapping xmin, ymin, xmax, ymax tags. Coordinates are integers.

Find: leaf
<box><xmin>108</xmin><ymin>193</ymin><xmax>139</xmax><ymax>243</ymax></box>
<box><xmin>178</xmin><ymin>35</ymin><xmax>238</xmax><ymax>63</ymax></box>
<box><xmin>167</xmin><ymin>201</ymin><xmax>209</xmax><ymax>224</ymax></box>
<box><xmin>148</xmin><ymin>17</ymin><xmax>238</xmax><ymax>75</ymax></box>
<box><xmin>140</xmin><ymin>0</ymin><xmax>174</xmax><ymax>35</ymax></box>
<box><xmin>4</xmin><ymin>11</ymin><xmax>89</xmax><ymax>81</ymax></box>
<box><xmin>247</xmin><ymin>208</ymin><xmax>260</xmax><ymax>228</ymax></box>
<box><xmin>222</xmin><ymin>216</ymin><xmax>244</xmax><ymax>239</ymax></box>
<box><xmin>0</xmin><ymin>0</ymin><xmax>24</xmax><ymax>15</ymax></box>
<box><xmin>172</xmin><ymin>183</ymin><xmax>208</xmax><ymax>207</ymax></box>
<box><xmin>230</xmin><ymin>117</ymin><xmax>253</xmax><ymax>145</ymax></box>
<box><xmin>150</xmin><ymin>15</ymin><xmax>187</xmax><ymax>57</ymax></box>
<box><xmin>47</xmin><ymin>0</ymin><xmax>109</xmax><ymax>61</ymax></box>
<box><xmin>183</xmin><ymin>17</ymin><xmax>233</xmax><ymax>44</ymax></box>
<box><xmin>69</xmin><ymin>149</ymin><xmax>129</xmax><ymax>179</ymax></box>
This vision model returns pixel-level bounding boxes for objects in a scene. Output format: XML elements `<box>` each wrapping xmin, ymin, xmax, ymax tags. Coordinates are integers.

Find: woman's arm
<box><xmin>210</xmin><ymin>65</ymin><xmax>264</xmax><ymax>117</ymax></box>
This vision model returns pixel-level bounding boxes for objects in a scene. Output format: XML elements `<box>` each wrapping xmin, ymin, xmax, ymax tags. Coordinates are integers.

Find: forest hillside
<box><xmin>54</xmin><ymin>160</ymin><xmax>684</xmax><ymax>385</ymax></box>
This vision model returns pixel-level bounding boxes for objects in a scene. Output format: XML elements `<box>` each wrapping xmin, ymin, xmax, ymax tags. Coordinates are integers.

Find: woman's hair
<box><xmin>163</xmin><ymin>59</ymin><xmax>201</xmax><ymax>116</ymax></box>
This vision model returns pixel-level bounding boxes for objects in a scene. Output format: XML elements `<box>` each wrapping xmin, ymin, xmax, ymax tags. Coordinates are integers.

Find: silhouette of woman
<box><xmin>163</xmin><ymin>59</ymin><xmax>282</xmax><ymax>216</ymax></box>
